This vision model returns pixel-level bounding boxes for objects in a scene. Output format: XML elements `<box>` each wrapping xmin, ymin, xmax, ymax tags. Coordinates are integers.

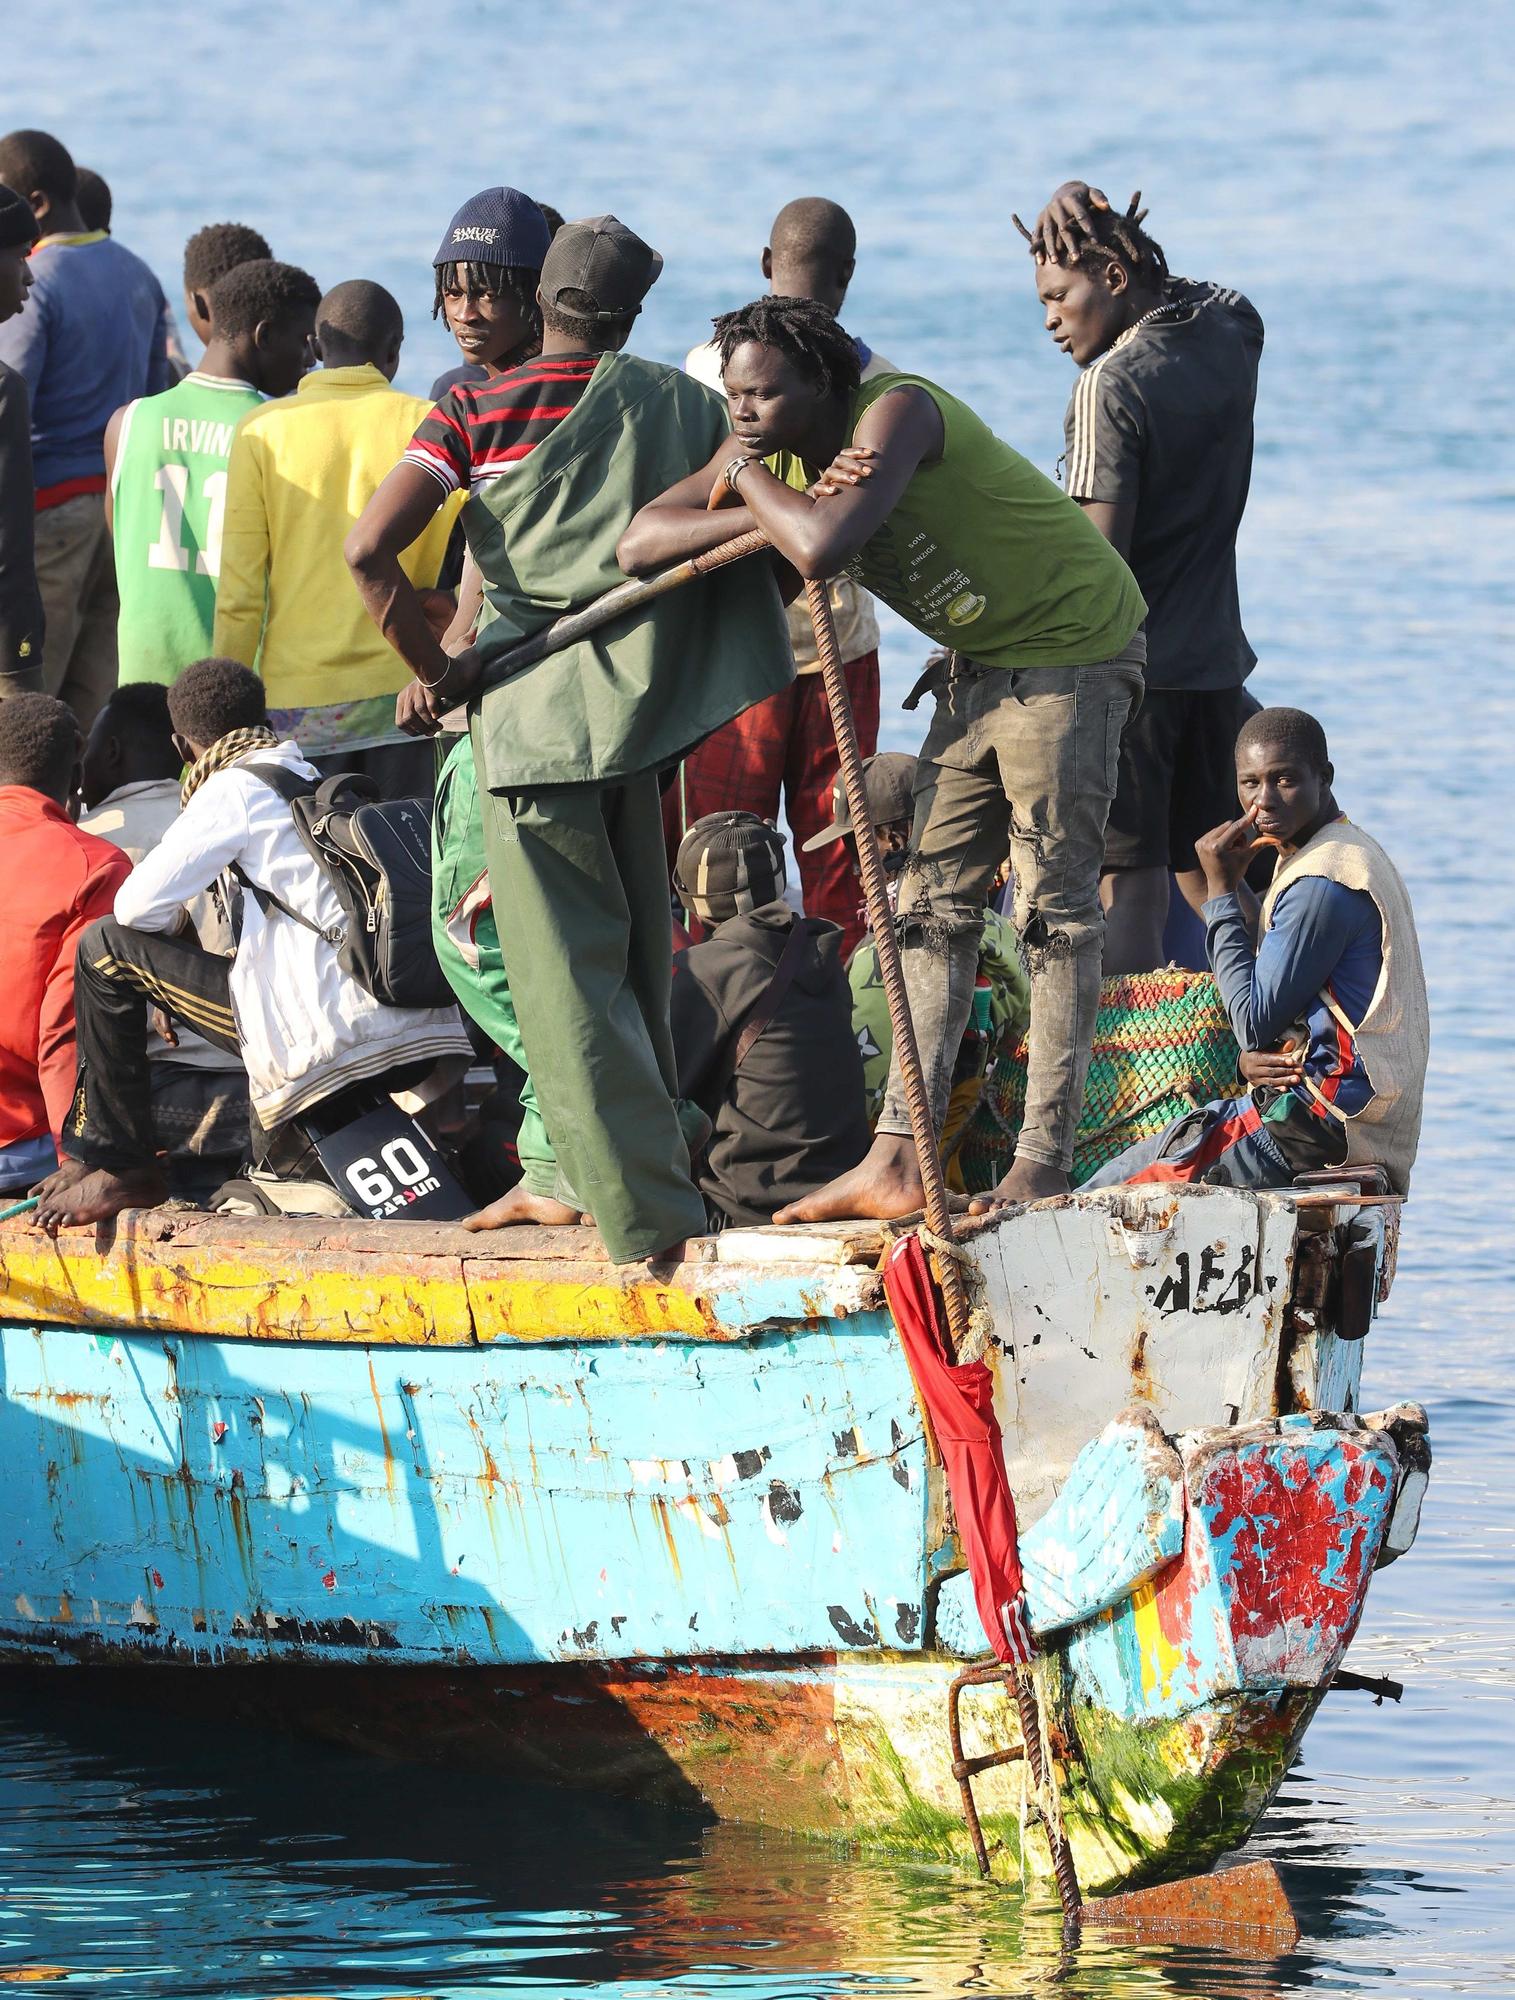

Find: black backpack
<box><xmin>237</xmin><ymin>764</ymin><xmax>454</xmax><ymax>1011</ymax></box>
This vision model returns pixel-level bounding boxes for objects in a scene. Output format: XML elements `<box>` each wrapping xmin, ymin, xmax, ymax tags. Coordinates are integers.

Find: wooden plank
<box><xmin>0</xmin><ymin>1211</ymin><xmax>884</xmax><ymax>1347</ymax></box>
<box><xmin>0</xmin><ymin>1211</ymin><xmax>474</xmax><ymax>1347</ymax></box>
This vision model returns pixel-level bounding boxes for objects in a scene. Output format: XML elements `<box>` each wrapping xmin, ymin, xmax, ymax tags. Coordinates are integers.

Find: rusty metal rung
<box><xmin>948</xmin><ymin>1661</ymin><xmax>1024</xmax><ymax>1879</ymax></box>
<box><xmin>951</xmin><ymin>1745</ymin><xmax>1025</xmax><ymax>1782</ymax></box>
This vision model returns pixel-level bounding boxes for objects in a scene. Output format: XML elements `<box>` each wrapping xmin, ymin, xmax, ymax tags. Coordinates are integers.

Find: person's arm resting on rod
<box><xmin>619</xmin><ymin>385</ymin><xmax>943</xmax><ymax>582</ymax></box>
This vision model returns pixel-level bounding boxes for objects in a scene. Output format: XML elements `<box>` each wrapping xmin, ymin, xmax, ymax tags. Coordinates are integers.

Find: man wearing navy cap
<box><xmin>348</xmin><ymin>215</ymin><xmax>793</xmax><ymax>1263</ymax></box>
<box><xmin>428</xmin><ymin>186</ymin><xmax>553</xmax><ymax>398</ymax></box>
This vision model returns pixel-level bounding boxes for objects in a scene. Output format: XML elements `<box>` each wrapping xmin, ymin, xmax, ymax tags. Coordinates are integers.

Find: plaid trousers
<box><xmin>662</xmin><ymin>651</ymin><xmax>880</xmax><ymax>956</ymax></box>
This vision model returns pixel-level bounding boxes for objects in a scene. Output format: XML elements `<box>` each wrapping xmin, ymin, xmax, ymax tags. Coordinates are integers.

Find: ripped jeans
<box><xmin>877</xmin><ymin>639</ymin><xmax>1144</xmax><ymax>1173</ymax></box>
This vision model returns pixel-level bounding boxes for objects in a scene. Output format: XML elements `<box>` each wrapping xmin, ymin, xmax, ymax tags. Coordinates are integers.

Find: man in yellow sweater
<box><xmin>213</xmin><ymin>280</ymin><xmax>462</xmax><ymax>795</ymax></box>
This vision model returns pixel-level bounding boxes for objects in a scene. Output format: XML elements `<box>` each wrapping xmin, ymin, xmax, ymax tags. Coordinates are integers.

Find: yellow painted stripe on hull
<box><xmin>0</xmin><ymin>1236</ymin><xmax>475</xmax><ymax>1346</ymax></box>
<box><xmin>0</xmin><ymin>1234</ymin><xmax>802</xmax><ymax>1346</ymax></box>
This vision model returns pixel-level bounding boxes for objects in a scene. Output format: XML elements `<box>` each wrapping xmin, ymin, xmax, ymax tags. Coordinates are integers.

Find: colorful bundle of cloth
<box><xmin>953</xmin><ymin>967</ymin><xmax>1242</xmax><ymax>1191</ymax></box>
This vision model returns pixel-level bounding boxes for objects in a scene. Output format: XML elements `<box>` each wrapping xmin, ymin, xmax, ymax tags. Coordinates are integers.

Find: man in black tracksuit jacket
<box><xmin>671</xmin><ymin>812</ymin><xmax>869</xmax><ymax>1227</ymax></box>
<box><xmin>0</xmin><ymin>188</ymin><xmax>44</xmax><ymax>697</ymax></box>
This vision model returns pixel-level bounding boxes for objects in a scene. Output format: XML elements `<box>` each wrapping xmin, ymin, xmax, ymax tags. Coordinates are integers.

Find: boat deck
<box><xmin>0</xmin><ymin>1209</ymin><xmax>900</xmax><ymax>1346</ymax></box>
<box><xmin>0</xmin><ymin>1182</ymin><xmax>1400</xmax><ymax>1350</ymax></box>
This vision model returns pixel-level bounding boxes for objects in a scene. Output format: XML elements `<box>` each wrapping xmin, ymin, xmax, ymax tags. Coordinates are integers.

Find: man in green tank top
<box><xmin>105</xmin><ymin>256</ymin><xmax>319</xmax><ymax>687</ymax></box>
<box><xmin>622</xmin><ymin>296</ymin><xmax>1146</xmax><ymax>1210</ymax></box>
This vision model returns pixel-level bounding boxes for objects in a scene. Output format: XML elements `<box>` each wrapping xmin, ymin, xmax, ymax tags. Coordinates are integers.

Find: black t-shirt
<box><xmin>1061</xmin><ymin>279</ymin><xmax>1264</xmax><ymax>691</ymax></box>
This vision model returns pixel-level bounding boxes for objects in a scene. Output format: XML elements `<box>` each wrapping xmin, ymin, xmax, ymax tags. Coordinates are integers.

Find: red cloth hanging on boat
<box><xmin>882</xmin><ymin>1231</ymin><xmax>1034</xmax><ymax>1665</ymax></box>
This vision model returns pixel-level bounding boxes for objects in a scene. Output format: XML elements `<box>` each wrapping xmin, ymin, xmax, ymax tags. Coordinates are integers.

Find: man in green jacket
<box><xmin>347</xmin><ymin>215</ymin><xmax>791</xmax><ymax>1262</ymax></box>
<box><xmin>621</xmin><ymin>296</ymin><xmax>1146</xmax><ymax>1215</ymax></box>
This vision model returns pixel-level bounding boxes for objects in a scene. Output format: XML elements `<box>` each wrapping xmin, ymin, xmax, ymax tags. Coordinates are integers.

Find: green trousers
<box><xmin>432</xmin><ymin>735</ymin><xmax>573</xmax><ymax>1207</ymax></box>
<box><xmin>476</xmin><ymin>737</ymin><xmax>708</xmax><ymax>1263</ymax></box>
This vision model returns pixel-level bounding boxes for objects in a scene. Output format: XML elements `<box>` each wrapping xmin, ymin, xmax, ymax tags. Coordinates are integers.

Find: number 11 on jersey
<box><xmin>148</xmin><ymin>464</ymin><xmax>228</xmax><ymax>578</ymax></box>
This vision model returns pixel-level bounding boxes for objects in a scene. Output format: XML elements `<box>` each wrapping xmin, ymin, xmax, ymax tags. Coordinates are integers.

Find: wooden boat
<box><xmin>0</xmin><ymin>1179</ymin><xmax>1425</xmax><ymax>1894</ymax></box>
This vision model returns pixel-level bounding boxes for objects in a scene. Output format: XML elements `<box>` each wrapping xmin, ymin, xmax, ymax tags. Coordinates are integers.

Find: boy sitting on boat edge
<box><xmin>31</xmin><ymin>658</ymin><xmax>472</xmax><ymax>1232</ymax></box>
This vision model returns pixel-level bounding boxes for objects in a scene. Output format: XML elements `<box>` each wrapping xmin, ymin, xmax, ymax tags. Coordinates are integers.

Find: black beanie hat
<box><xmin>674</xmin><ymin>811</ymin><xmax>788</xmax><ymax>927</ymax></box>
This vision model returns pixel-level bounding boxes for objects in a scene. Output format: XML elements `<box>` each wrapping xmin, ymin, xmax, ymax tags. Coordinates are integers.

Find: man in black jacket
<box><xmin>1026</xmin><ymin>180</ymin><xmax>1263</xmax><ymax>974</ymax></box>
<box><xmin>671</xmin><ymin>813</ymin><xmax>870</xmax><ymax>1228</ymax></box>
<box><xmin>0</xmin><ymin>187</ymin><xmax>43</xmax><ymax>697</ymax></box>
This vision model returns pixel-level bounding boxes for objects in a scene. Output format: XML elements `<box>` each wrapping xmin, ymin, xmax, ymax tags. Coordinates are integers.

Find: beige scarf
<box><xmin>180</xmin><ymin>726</ymin><xmax>279</xmax><ymax>809</ymax></box>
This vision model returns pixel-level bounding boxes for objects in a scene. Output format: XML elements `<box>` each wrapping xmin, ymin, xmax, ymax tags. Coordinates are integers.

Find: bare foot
<box><xmin>774</xmin><ymin>1135</ymin><xmax>926</xmax><ymax>1225</ymax></box>
<box><xmin>993</xmin><ymin>1157</ymin><xmax>1071</xmax><ymax>1204</ymax></box>
<box><xmin>462</xmin><ymin>1185</ymin><xmax>590</xmax><ymax>1232</ymax></box>
<box><xmin>33</xmin><ymin>1164</ymin><xmax>169</xmax><ymax>1237</ymax></box>
<box><xmin>30</xmin><ymin>1157</ymin><xmax>93</xmax><ymax>1202</ymax></box>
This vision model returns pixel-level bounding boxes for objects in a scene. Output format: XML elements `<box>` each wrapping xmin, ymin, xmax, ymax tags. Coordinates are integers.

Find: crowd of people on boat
<box><xmin>0</xmin><ymin>126</ymin><xmax>1430</xmax><ymax>1257</ymax></box>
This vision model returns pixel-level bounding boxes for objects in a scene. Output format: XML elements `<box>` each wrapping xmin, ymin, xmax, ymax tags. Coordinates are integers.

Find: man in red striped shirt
<box><xmin>348</xmin><ymin>215</ymin><xmax>791</xmax><ymax>1262</ymax></box>
<box><xmin>403</xmin><ymin>349</ymin><xmax>599</xmax><ymax>498</ymax></box>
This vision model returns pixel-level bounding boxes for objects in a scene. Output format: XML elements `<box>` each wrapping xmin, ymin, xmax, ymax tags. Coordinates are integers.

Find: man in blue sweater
<box><xmin>1085</xmin><ymin>707</ymin><xmax>1428</xmax><ymax>1194</ymax></box>
<box><xmin>0</xmin><ymin>130</ymin><xmax>171</xmax><ymax>725</ymax></box>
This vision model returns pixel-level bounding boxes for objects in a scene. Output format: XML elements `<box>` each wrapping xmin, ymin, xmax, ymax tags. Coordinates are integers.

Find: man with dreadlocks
<box><xmin>675</xmin><ymin>198</ymin><xmax>896</xmax><ymax>953</ymax></box>
<box><xmin>347</xmin><ymin>216</ymin><xmax>791</xmax><ymax>1264</ymax></box>
<box><xmin>429</xmin><ymin>196</ymin><xmax>565</xmax><ymax>400</ymax></box>
<box><xmin>1024</xmin><ymin>180</ymin><xmax>1265</xmax><ymax>975</ymax></box>
<box><xmin>31</xmin><ymin>657</ymin><xmax>471</xmax><ymax>1233</ymax></box>
<box><xmin>621</xmin><ymin>295</ymin><xmax>1145</xmax><ymax>1214</ymax></box>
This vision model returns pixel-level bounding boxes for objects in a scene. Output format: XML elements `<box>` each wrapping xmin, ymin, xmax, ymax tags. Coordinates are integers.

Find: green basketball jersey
<box><xmin>111</xmin><ymin>371</ymin><xmax>264</xmax><ymax>686</ymax></box>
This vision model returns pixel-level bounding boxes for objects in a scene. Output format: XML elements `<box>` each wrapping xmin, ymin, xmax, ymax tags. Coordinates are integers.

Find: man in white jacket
<box><xmin>33</xmin><ymin>657</ymin><xmax>470</xmax><ymax>1231</ymax></box>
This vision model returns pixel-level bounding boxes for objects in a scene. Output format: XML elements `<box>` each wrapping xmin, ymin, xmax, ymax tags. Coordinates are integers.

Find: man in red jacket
<box><xmin>0</xmin><ymin>692</ymin><xmax>131</xmax><ymax>1191</ymax></box>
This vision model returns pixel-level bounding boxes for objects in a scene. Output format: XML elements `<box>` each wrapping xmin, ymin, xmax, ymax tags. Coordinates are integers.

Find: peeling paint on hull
<box><xmin>0</xmin><ymin>1185</ymin><xmax>1417</xmax><ymax>1893</ymax></box>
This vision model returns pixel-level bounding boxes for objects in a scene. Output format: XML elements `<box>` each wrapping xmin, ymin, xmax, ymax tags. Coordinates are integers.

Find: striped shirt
<box><xmin>404</xmin><ymin>354</ymin><xmax>599</xmax><ymax>496</ymax></box>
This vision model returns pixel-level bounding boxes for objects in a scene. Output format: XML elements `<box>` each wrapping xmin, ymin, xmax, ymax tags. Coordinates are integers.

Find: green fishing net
<box><xmin>952</xmin><ymin>967</ymin><xmax>1243</xmax><ymax>1191</ymax></box>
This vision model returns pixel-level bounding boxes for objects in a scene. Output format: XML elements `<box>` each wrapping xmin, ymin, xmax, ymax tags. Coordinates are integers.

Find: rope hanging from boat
<box><xmin>802</xmin><ymin>576</ymin><xmax>976</xmax><ymax>1353</ymax></box>
<box><xmin>915</xmin><ymin>1222</ymin><xmax>994</xmax><ymax>1363</ymax></box>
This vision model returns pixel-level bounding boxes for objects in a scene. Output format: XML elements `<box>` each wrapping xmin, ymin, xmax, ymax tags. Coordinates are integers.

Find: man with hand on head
<box><xmin>347</xmin><ymin>213</ymin><xmax>791</xmax><ymax>1262</ymax></box>
<box><xmin>107</xmin><ymin>256</ymin><xmax>317</xmax><ymax>692</ymax></box>
<box><xmin>1024</xmin><ymin>180</ymin><xmax>1263</xmax><ymax>975</ymax></box>
<box><xmin>677</xmin><ymin>198</ymin><xmax>895</xmax><ymax>951</ymax></box>
<box><xmin>621</xmin><ymin>295</ymin><xmax>1145</xmax><ymax>1216</ymax></box>
<box><xmin>1084</xmin><ymin>707</ymin><xmax>1428</xmax><ymax>1194</ymax></box>
<box><xmin>214</xmin><ymin>277</ymin><xmax>462</xmax><ymax>797</ymax></box>
<box><xmin>0</xmin><ymin>129</ymin><xmax>173</xmax><ymax>725</ymax></box>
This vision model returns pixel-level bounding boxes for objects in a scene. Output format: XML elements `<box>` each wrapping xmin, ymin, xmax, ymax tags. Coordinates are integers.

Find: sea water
<box><xmin>4</xmin><ymin>1</ymin><xmax>1512</xmax><ymax>1992</ymax></box>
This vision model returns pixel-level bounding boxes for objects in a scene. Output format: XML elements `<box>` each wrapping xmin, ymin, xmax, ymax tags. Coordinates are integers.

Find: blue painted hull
<box><xmin>0</xmin><ymin>1318</ymin><xmax>932</xmax><ymax>1666</ymax></box>
<box><xmin>0</xmin><ymin>1190</ymin><xmax>1422</xmax><ymax>1886</ymax></box>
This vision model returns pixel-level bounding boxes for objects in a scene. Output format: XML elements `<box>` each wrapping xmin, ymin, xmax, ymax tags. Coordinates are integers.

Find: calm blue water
<box><xmin>7</xmin><ymin>1</ymin><xmax>1514</xmax><ymax>1992</ymax></box>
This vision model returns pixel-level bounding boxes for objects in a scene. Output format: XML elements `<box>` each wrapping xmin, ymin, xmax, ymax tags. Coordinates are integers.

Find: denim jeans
<box><xmin>877</xmin><ymin>637</ymin><xmax>1144</xmax><ymax>1174</ymax></box>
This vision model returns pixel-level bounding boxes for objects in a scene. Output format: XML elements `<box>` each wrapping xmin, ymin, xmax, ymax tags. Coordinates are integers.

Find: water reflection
<box><xmin>0</xmin><ymin>1682</ymin><xmax>1393</xmax><ymax>2000</ymax></box>
<box><xmin>4</xmin><ymin>0</ymin><xmax>1512</xmax><ymax>1992</ymax></box>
